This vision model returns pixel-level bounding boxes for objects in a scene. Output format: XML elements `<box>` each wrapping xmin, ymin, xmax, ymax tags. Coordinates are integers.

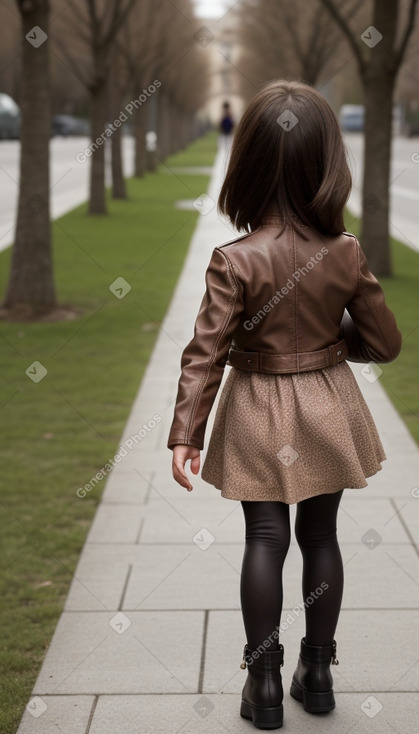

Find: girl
<box><xmin>167</xmin><ymin>80</ymin><xmax>402</xmax><ymax>730</ymax></box>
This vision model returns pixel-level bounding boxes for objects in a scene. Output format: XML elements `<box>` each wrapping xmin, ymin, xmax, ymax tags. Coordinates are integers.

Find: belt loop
<box><xmin>330</xmin><ymin>341</ymin><xmax>345</xmax><ymax>366</ymax></box>
<box><xmin>339</xmin><ymin>340</ymin><xmax>347</xmax><ymax>362</ymax></box>
<box><xmin>329</xmin><ymin>344</ymin><xmax>338</xmax><ymax>366</ymax></box>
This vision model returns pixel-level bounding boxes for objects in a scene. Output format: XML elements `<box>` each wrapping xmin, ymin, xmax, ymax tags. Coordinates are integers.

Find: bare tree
<box><xmin>153</xmin><ymin>1</ymin><xmax>210</xmax><ymax>160</ymax></box>
<box><xmin>114</xmin><ymin>0</ymin><xmax>162</xmax><ymax>178</ymax></box>
<box><xmin>54</xmin><ymin>0</ymin><xmax>137</xmax><ymax>214</ymax></box>
<box><xmin>236</xmin><ymin>0</ymin><xmax>350</xmax><ymax>101</ymax></box>
<box><xmin>114</xmin><ymin>0</ymin><xmax>210</xmax><ymax>177</ymax></box>
<box><xmin>2</xmin><ymin>0</ymin><xmax>55</xmax><ymax>316</ymax></box>
<box><xmin>320</xmin><ymin>0</ymin><xmax>419</xmax><ymax>275</ymax></box>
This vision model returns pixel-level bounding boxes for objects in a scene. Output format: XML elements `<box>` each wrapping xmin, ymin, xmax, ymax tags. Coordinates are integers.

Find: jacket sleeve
<box><xmin>339</xmin><ymin>238</ymin><xmax>402</xmax><ymax>363</ymax></box>
<box><xmin>167</xmin><ymin>247</ymin><xmax>244</xmax><ymax>450</ymax></box>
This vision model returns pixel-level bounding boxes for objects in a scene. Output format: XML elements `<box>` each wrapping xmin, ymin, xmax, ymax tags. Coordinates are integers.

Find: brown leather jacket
<box><xmin>167</xmin><ymin>215</ymin><xmax>402</xmax><ymax>450</ymax></box>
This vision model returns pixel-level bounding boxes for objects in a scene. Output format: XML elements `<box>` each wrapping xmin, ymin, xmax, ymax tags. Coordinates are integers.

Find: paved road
<box><xmin>0</xmin><ymin>136</ymin><xmax>134</xmax><ymax>252</ymax></box>
<box><xmin>344</xmin><ymin>132</ymin><xmax>419</xmax><ymax>251</ymax></box>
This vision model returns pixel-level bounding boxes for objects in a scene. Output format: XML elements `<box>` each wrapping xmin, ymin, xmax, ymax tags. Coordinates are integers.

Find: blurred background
<box><xmin>1</xmin><ymin>0</ymin><xmax>419</xmax><ymax>302</ymax></box>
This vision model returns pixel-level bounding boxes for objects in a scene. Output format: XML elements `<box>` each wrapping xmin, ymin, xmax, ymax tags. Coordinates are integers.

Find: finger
<box><xmin>174</xmin><ymin>469</ymin><xmax>192</xmax><ymax>491</ymax></box>
<box><xmin>172</xmin><ymin>459</ymin><xmax>193</xmax><ymax>491</ymax></box>
<box><xmin>190</xmin><ymin>454</ymin><xmax>200</xmax><ymax>475</ymax></box>
<box><xmin>173</xmin><ymin>464</ymin><xmax>191</xmax><ymax>489</ymax></box>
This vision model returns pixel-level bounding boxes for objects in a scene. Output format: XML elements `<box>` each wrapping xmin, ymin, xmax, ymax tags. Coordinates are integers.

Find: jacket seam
<box><xmin>217</xmin><ymin>226</ymin><xmax>262</xmax><ymax>250</ymax></box>
<box><xmin>355</xmin><ymin>238</ymin><xmax>394</xmax><ymax>357</ymax></box>
<box><xmin>182</xmin><ymin>249</ymin><xmax>240</xmax><ymax>446</ymax></box>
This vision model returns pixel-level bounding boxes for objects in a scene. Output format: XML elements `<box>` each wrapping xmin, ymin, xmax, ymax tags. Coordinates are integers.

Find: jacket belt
<box><xmin>227</xmin><ymin>338</ymin><xmax>348</xmax><ymax>374</ymax></box>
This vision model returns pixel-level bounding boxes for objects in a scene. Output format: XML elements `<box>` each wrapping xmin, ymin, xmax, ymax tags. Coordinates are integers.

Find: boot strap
<box><xmin>331</xmin><ymin>639</ymin><xmax>339</xmax><ymax>665</ymax></box>
<box><xmin>240</xmin><ymin>642</ymin><xmax>284</xmax><ymax>669</ymax></box>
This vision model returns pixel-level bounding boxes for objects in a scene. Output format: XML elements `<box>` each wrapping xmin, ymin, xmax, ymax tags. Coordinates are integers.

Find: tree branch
<box><xmin>394</xmin><ymin>0</ymin><xmax>419</xmax><ymax>70</ymax></box>
<box><xmin>280</xmin><ymin>2</ymin><xmax>304</xmax><ymax>62</ymax></box>
<box><xmin>85</xmin><ymin>0</ymin><xmax>98</xmax><ymax>29</ymax></box>
<box><xmin>103</xmin><ymin>0</ymin><xmax>137</xmax><ymax>46</ymax></box>
<box><xmin>52</xmin><ymin>4</ymin><xmax>92</xmax><ymax>47</ymax></box>
<box><xmin>318</xmin><ymin>0</ymin><xmax>366</xmax><ymax>75</ymax></box>
<box><xmin>51</xmin><ymin>39</ymin><xmax>92</xmax><ymax>89</ymax></box>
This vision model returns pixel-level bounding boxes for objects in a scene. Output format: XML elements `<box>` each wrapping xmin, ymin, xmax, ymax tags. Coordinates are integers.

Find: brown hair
<box><xmin>218</xmin><ymin>79</ymin><xmax>351</xmax><ymax>237</ymax></box>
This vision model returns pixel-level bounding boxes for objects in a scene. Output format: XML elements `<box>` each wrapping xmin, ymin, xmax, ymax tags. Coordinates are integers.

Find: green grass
<box><xmin>345</xmin><ymin>211</ymin><xmax>419</xmax><ymax>444</ymax></box>
<box><xmin>0</xmin><ymin>132</ymin><xmax>217</xmax><ymax>733</ymax></box>
<box><xmin>162</xmin><ymin>129</ymin><xmax>218</xmax><ymax>166</ymax></box>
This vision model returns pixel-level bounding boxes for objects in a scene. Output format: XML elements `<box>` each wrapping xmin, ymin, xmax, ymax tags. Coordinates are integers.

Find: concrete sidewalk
<box><xmin>17</xmin><ymin>146</ymin><xmax>419</xmax><ymax>733</ymax></box>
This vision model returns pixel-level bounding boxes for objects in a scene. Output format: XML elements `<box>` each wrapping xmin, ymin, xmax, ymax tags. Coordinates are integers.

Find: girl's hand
<box><xmin>172</xmin><ymin>444</ymin><xmax>201</xmax><ymax>491</ymax></box>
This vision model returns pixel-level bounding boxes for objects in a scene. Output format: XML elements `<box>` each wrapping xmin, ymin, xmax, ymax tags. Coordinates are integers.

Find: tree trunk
<box><xmin>171</xmin><ymin>106</ymin><xmax>181</xmax><ymax>153</ymax></box>
<box><xmin>301</xmin><ymin>60</ymin><xmax>318</xmax><ymax>86</ymax></box>
<box><xmin>88</xmin><ymin>49</ymin><xmax>108</xmax><ymax>215</ymax></box>
<box><xmin>158</xmin><ymin>93</ymin><xmax>170</xmax><ymax>160</ymax></box>
<box><xmin>111</xmin><ymin>122</ymin><xmax>126</xmax><ymax>199</ymax></box>
<box><xmin>146</xmin><ymin>92</ymin><xmax>158</xmax><ymax>172</ymax></box>
<box><xmin>146</xmin><ymin>147</ymin><xmax>157</xmax><ymax>172</ymax></box>
<box><xmin>3</xmin><ymin>1</ymin><xmax>55</xmax><ymax>312</ymax></box>
<box><xmin>180</xmin><ymin>109</ymin><xmax>191</xmax><ymax>148</ymax></box>
<box><xmin>134</xmin><ymin>106</ymin><xmax>147</xmax><ymax>177</ymax></box>
<box><xmin>359</xmin><ymin>0</ymin><xmax>399</xmax><ymax>276</ymax></box>
<box><xmin>167</xmin><ymin>100</ymin><xmax>177</xmax><ymax>155</ymax></box>
<box><xmin>110</xmin><ymin>61</ymin><xmax>127</xmax><ymax>199</ymax></box>
<box><xmin>360</xmin><ymin>70</ymin><xmax>395</xmax><ymax>275</ymax></box>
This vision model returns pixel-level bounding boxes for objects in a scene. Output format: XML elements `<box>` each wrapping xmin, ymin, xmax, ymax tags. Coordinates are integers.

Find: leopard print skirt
<box><xmin>201</xmin><ymin>361</ymin><xmax>386</xmax><ymax>504</ymax></box>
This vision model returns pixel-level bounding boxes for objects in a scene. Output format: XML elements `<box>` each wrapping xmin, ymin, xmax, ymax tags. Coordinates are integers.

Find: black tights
<box><xmin>240</xmin><ymin>490</ymin><xmax>344</xmax><ymax>651</ymax></box>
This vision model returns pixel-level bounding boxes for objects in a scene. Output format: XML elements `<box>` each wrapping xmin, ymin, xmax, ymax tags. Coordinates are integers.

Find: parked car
<box><xmin>51</xmin><ymin>114</ymin><xmax>90</xmax><ymax>137</ymax></box>
<box><xmin>0</xmin><ymin>93</ymin><xmax>20</xmax><ymax>139</ymax></box>
<box><xmin>339</xmin><ymin>104</ymin><xmax>364</xmax><ymax>132</ymax></box>
<box><xmin>339</xmin><ymin>103</ymin><xmax>404</xmax><ymax>135</ymax></box>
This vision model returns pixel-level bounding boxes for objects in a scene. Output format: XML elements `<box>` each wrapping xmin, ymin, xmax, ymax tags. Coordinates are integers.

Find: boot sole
<box><xmin>240</xmin><ymin>700</ymin><xmax>284</xmax><ymax>729</ymax></box>
<box><xmin>290</xmin><ymin>677</ymin><xmax>335</xmax><ymax>713</ymax></box>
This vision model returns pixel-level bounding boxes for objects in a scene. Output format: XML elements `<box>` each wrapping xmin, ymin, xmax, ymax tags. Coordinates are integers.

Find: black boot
<box><xmin>240</xmin><ymin>642</ymin><xmax>284</xmax><ymax>730</ymax></box>
<box><xmin>290</xmin><ymin>637</ymin><xmax>339</xmax><ymax>713</ymax></box>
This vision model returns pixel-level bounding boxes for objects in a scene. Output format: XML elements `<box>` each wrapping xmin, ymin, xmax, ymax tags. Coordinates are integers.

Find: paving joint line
<box><xmin>197</xmin><ymin>609</ymin><xmax>209</xmax><ymax>694</ymax></box>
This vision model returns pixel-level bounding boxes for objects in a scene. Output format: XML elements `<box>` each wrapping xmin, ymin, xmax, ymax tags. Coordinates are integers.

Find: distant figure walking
<box><xmin>219</xmin><ymin>101</ymin><xmax>234</xmax><ymax>135</ymax></box>
<box><xmin>218</xmin><ymin>101</ymin><xmax>234</xmax><ymax>152</ymax></box>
